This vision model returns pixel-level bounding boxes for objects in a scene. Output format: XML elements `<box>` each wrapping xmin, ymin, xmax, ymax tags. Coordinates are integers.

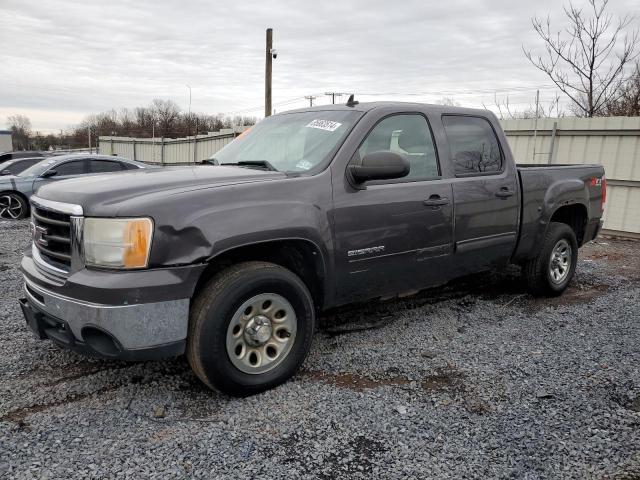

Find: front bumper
<box><xmin>20</xmin><ymin>250</ymin><xmax>206</xmax><ymax>361</ymax></box>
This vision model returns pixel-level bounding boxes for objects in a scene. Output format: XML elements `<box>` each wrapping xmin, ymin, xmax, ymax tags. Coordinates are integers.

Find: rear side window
<box><xmin>88</xmin><ymin>160</ymin><xmax>123</xmax><ymax>173</ymax></box>
<box><xmin>5</xmin><ymin>159</ymin><xmax>38</xmax><ymax>174</ymax></box>
<box><xmin>358</xmin><ymin>114</ymin><xmax>439</xmax><ymax>181</ymax></box>
<box><xmin>442</xmin><ymin>115</ymin><xmax>503</xmax><ymax>175</ymax></box>
<box><xmin>55</xmin><ymin>160</ymin><xmax>85</xmax><ymax>176</ymax></box>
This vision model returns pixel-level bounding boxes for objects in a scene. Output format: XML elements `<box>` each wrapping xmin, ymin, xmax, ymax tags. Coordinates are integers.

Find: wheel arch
<box><xmin>193</xmin><ymin>238</ymin><xmax>328</xmax><ymax>310</ymax></box>
<box><xmin>548</xmin><ymin>202</ymin><xmax>588</xmax><ymax>246</ymax></box>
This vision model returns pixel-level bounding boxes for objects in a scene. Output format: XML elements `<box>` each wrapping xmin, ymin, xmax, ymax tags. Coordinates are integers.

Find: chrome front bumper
<box><xmin>22</xmin><ymin>277</ymin><xmax>189</xmax><ymax>358</ymax></box>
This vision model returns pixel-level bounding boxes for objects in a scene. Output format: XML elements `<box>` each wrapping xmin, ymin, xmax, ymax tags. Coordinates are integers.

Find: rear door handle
<box><xmin>495</xmin><ymin>188</ymin><xmax>515</xmax><ymax>199</ymax></box>
<box><xmin>423</xmin><ymin>195</ymin><xmax>450</xmax><ymax>207</ymax></box>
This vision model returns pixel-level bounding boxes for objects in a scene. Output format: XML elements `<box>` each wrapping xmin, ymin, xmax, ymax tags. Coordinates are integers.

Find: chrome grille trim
<box><xmin>30</xmin><ymin>196</ymin><xmax>83</xmax><ymax>216</ymax></box>
<box><xmin>30</xmin><ymin>196</ymin><xmax>84</xmax><ymax>276</ymax></box>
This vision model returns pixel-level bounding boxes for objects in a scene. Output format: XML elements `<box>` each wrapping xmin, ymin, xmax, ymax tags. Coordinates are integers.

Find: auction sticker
<box><xmin>305</xmin><ymin>119</ymin><xmax>342</xmax><ymax>132</ymax></box>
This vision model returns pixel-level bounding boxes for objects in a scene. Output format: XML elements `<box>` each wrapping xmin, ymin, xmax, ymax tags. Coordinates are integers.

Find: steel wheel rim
<box><xmin>226</xmin><ymin>293</ymin><xmax>297</xmax><ymax>375</ymax></box>
<box><xmin>0</xmin><ymin>195</ymin><xmax>23</xmax><ymax>219</ymax></box>
<box><xmin>549</xmin><ymin>239</ymin><xmax>572</xmax><ymax>284</ymax></box>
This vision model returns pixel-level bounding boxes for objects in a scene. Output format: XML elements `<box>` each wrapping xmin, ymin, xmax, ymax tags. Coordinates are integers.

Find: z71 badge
<box><xmin>347</xmin><ymin>246</ymin><xmax>386</xmax><ymax>257</ymax></box>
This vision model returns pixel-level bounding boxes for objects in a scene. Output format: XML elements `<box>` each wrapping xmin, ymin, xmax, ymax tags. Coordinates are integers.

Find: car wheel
<box><xmin>187</xmin><ymin>261</ymin><xmax>315</xmax><ymax>396</ymax></box>
<box><xmin>0</xmin><ymin>193</ymin><xmax>28</xmax><ymax>219</ymax></box>
<box><xmin>524</xmin><ymin>222</ymin><xmax>578</xmax><ymax>296</ymax></box>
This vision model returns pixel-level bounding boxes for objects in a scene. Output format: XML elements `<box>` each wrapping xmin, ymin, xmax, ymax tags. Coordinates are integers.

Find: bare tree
<box><xmin>151</xmin><ymin>99</ymin><xmax>181</xmax><ymax>137</ymax></box>
<box><xmin>6</xmin><ymin>114</ymin><xmax>32</xmax><ymax>150</ymax></box>
<box><xmin>603</xmin><ymin>61</ymin><xmax>640</xmax><ymax>115</ymax></box>
<box><xmin>523</xmin><ymin>0</ymin><xmax>638</xmax><ymax>117</ymax></box>
<box><xmin>486</xmin><ymin>93</ymin><xmax>563</xmax><ymax>120</ymax></box>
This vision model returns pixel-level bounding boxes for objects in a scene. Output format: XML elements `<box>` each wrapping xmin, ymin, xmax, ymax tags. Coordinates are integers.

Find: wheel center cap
<box><xmin>244</xmin><ymin>315</ymin><xmax>273</xmax><ymax>346</ymax></box>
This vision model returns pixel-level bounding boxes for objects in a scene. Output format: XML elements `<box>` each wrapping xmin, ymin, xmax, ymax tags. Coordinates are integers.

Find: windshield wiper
<box><xmin>221</xmin><ymin>160</ymin><xmax>279</xmax><ymax>172</ymax></box>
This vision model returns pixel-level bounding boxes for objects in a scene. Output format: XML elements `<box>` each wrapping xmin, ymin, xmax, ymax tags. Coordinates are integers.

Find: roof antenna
<box><xmin>346</xmin><ymin>94</ymin><xmax>359</xmax><ymax>107</ymax></box>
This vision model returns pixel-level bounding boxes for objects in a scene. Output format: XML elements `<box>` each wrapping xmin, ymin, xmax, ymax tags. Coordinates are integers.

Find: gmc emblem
<box><xmin>34</xmin><ymin>225</ymin><xmax>49</xmax><ymax>247</ymax></box>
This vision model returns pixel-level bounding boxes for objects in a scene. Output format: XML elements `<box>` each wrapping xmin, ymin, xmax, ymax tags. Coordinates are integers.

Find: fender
<box><xmin>531</xmin><ymin>179</ymin><xmax>589</xmax><ymax>256</ymax></box>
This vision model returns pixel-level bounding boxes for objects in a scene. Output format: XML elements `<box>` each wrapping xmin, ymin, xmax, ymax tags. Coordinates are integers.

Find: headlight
<box><xmin>84</xmin><ymin>218</ymin><xmax>153</xmax><ymax>269</ymax></box>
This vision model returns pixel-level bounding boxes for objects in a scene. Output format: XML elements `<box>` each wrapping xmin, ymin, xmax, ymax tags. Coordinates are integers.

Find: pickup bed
<box><xmin>19</xmin><ymin>102</ymin><xmax>605</xmax><ymax>396</ymax></box>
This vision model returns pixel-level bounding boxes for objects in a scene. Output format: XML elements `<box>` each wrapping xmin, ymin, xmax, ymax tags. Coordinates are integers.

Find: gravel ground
<box><xmin>1</xmin><ymin>219</ymin><xmax>639</xmax><ymax>479</ymax></box>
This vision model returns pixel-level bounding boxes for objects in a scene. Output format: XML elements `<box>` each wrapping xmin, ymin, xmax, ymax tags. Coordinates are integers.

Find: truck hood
<box><xmin>35</xmin><ymin>166</ymin><xmax>287</xmax><ymax>212</ymax></box>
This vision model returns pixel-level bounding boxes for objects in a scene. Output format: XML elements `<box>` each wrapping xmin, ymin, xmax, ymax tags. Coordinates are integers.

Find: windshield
<box><xmin>213</xmin><ymin>110</ymin><xmax>360</xmax><ymax>172</ymax></box>
<box><xmin>18</xmin><ymin>157</ymin><xmax>58</xmax><ymax>177</ymax></box>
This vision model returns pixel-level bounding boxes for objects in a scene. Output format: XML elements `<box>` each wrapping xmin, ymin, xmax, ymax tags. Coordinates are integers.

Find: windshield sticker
<box><xmin>295</xmin><ymin>159</ymin><xmax>314</xmax><ymax>170</ymax></box>
<box><xmin>305</xmin><ymin>119</ymin><xmax>342</xmax><ymax>132</ymax></box>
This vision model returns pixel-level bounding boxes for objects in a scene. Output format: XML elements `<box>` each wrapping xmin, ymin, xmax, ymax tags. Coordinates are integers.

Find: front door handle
<box><xmin>495</xmin><ymin>187</ymin><xmax>515</xmax><ymax>199</ymax></box>
<box><xmin>423</xmin><ymin>195</ymin><xmax>450</xmax><ymax>207</ymax></box>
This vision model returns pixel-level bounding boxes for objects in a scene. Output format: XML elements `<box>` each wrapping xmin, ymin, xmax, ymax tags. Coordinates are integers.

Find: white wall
<box><xmin>0</xmin><ymin>133</ymin><xmax>12</xmax><ymax>152</ymax></box>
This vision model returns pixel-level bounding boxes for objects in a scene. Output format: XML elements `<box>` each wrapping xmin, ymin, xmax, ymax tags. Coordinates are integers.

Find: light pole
<box><xmin>186</xmin><ymin>84</ymin><xmax>192</xmax><ymax>134</ymax></box>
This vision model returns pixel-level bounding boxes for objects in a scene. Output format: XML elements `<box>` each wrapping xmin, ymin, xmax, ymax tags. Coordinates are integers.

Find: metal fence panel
<box><xmin>98</xmin><ymin>128</ymin><xmax>244</xmax><ymax>165</ymax></box>
<box><xmin>501</xmin><ymin>117</ymin><xmax>640</xmax><ymax>236</ymax></box>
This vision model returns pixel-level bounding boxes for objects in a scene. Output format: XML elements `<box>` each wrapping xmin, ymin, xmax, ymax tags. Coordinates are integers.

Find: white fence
<box><xmin>98</xmin><ymin>127</ymin><xmax>247</xmax><ymax>164</ymax></box>
<box><xmin>500</xmin><ymin>117</ymin><xmax>640</xmax><ymax>237</ymax></box>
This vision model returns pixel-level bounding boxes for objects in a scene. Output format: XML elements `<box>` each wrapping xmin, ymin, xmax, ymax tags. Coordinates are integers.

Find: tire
<box><xmin>0</xmin><ymin>193</ymin><xmax>28</xmax><ymax>219</ymax></box>
<box><xmin>187</xmin><ymin>261</ymin><xmax>315</xmax><ymax>396</ymax></box>
<box><xmin>524</xmin><ymin>222</ymin><xmax>578</xmax><ymax>296</ymax></box>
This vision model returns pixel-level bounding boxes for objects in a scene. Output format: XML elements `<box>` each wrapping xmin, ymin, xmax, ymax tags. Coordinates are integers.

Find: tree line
<box><xmin>6</xmin><ymin>99</ymin><xmax>256</xmax><ymax>151</ymax></box>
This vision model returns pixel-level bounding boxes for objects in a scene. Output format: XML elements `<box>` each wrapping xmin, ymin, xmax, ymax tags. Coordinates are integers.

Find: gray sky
<box><xmin>0</xmin><ymin>0</ymin><xmax>638</xmax><ymax>133</ymax></box>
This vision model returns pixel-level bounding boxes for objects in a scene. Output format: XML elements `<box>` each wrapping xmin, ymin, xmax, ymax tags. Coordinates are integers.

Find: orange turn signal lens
<box><xmin>123</xmin><ymin>218</ymin><xmax>153</xmax><ymax>268</ymax></box>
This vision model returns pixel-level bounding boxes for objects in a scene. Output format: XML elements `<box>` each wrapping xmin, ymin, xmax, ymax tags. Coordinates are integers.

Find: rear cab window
<box><xmin>442</xmin><ymin>115</ymin><xmax>503</xmax><ymax>176</ymax></box>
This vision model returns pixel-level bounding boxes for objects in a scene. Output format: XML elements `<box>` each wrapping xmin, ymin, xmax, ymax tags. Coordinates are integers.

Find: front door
<box><xmin>332</xmin><ymin>113</ymin><xmax>454</xmax><ymax>303</ymax></box>
<box><xmin>33</xmin><ymin>159</ymin><xmax>88</xmax><ymax>192</ymax></box>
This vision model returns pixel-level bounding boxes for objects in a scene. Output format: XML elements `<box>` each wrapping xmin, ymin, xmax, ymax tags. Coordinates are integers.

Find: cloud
<box><xmin>0</xmin><ymin>0</ymin><xmax>637</xmax><ymax>132</ymax></box>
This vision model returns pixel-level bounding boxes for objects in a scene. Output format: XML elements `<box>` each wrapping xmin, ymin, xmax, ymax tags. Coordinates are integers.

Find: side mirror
<box><xmin>348</xmin><ymin>151</ymin><xmax>409</xmax><ymax>184</ymax></box>
<box><xmin>40</xmin><ymin>169</ymin><xmax>57</xmax><ymax>178</ymax></box>
<box><xmin>0</xmin><ymin>170</ymin><xmax>11</xmax><ymax>176</ymax></box>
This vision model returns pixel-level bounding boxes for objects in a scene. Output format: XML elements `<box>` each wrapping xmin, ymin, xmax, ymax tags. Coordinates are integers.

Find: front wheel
<box><xmin>523</xmin><ymin>222</ymin><xmax>578</xmax><ymax>296</ymax></box>
<box><xmin>0</xmin><ymin>193</ymin><xmax>28</xmax><ymax>219</ymax></box>
<box><xmin>187</xmin><ymin>261</ymin><xmax>315</xmax><ymax>396</ymax></box>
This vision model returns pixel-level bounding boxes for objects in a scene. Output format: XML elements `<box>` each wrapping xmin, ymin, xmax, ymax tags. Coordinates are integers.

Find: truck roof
<box><xmin>281</xmin><ymin>101</ymin><xmax>493</xmax><ymax>118</ymax></box>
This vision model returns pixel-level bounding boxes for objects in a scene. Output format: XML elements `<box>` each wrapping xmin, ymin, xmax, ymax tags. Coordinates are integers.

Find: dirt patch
<box><xmin>40</xmin><ymin>363</ymin><xmax>133</xmax><ymax>387</ymax></box>
<box><xmin>0</xmin><ymin>383</ymin><xmax>121</xmax><ymax>426</ymax></box>
<box><xmin>422</xmin><ymin>368</ymin><xmax>465</xmax><ymax>394</ymax></box>
<box><xmin>582</xmin><ymin>238</ymin><xmax>640</xmax><ymax>278</ymax></box>
<box><xmin>301</xmin><ymin>369</ymin><xmax>411</xmax><ymax>392</ymax></box>
<box><xmin>524</xmin><ymin>282</ymin><xmax>610</xmax><ymax>312</ymax></box>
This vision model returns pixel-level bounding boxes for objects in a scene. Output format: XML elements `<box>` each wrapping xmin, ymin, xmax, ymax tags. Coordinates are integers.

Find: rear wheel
<box><xmin>187</xmin><ymin>261</ymin><xmax>315</xmax><ymax>396</ymax></box>
<box><xmin>0</xmin><ymin>193</ymin><xmax>28</xmax><ymax>219</ymax></box>
<box><xmin>524</xmin><ymin>222</ymin><xmax>578</xmax><ymax>296</ymax></box>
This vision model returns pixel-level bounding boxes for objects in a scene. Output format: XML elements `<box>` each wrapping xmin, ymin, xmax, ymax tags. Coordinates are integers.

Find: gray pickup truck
<box><xmin>19</xmin><ymin>102</ymin><xmax>605</xmax><ymax>396</ymax></box>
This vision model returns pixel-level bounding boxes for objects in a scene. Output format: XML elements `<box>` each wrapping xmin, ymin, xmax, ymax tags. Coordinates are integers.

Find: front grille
<box><xmin>32</xmin><ymin>206</ymin><xmax>72</xmax><ymax>269</ymax></box>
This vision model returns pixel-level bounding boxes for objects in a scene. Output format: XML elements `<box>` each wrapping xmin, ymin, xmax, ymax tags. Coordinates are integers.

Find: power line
<box><xmin>324</xmin><ymin>92</ymin><xmax>348</xmax><ymax>104</ymax></box>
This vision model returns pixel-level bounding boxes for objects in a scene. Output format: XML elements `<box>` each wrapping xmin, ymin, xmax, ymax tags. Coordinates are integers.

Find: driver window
<box><xmin>358</xmin><ymin>114</ymin><xmax>439</xmax><ymax>181</ymax></box>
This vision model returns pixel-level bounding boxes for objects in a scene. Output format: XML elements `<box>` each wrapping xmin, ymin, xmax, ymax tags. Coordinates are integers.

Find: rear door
<box><xmin>87</xmin><ymin>159</ymin><xmax>125</xmax><ymax>174</ymax></box>
<box><xmin>332</xmin><ymin>110</ymin><xmax>454</xmax><ymax>302</ymax></box>
<box><xmin>441</xmin><ymin>115</ymin><xmax>520</xmax><ymax>272</ymax></box>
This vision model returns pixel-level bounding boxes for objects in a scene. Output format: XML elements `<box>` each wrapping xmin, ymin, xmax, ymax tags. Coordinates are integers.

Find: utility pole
<box><xmin>265</xmin><ymin>28</ymin><xmax>273</xmax><ymax>117</ymax></box>
<box><xmin>324</xmin><ymin>92</ymin><xmax>345</xmax><ymax>104</ymax></box>
<box><xmin>305</xmin><ymin>95</ymin><xmax>317</xmax><ymax>107</ymax></box>
<box><xmin>186</xmin><ymin>84</ymin><xmax>192</xmax><ymax>162</ymax></box>
<box><xmin>152</xmin><ymin>121</ymin><xmax>156</xmax><ymax>163</ymax></box>
<box><xmin>87</xmin><ymin>127</ymin><xmax>92</xmax><ymax>154</ymax></box>
<box><xmin>532</xmin><ymin>89</ymin><xmax>540</xmax><ymax>162</ymax></box>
